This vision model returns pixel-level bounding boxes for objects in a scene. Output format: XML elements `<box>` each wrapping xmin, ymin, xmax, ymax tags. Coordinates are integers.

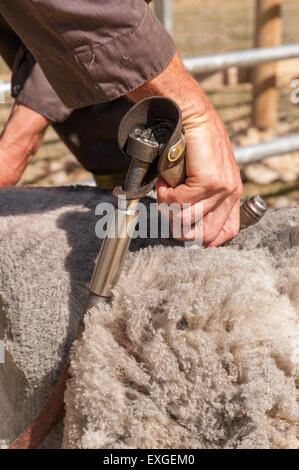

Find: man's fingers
<box><xmin>156</xmin><ymin>177</ymin><xmax>225</xmax><ymax>209</ymax></box>
<box><xmin>207</xmin><ymin>202</ymin><xmax>240</xmax><ymax>247</ymax></box>
<box><xmin>157</xmin><ymin>199</ymin><xmax>204</xmax><ymax>227</ymax></box>
<box><xmin>156</xmin><ymin>177</ymin><xmax>228</xmax><ymax>221</ymax></box>
<box><xmin>168</xmin><ymin>218</ymin><xmax>204</xmax><ymax>243</ymax></box>
<box><xmin>156</xmin><ymin>175</ymin><xmax>241</xmax><ymax>244</ymax></box>
<box><xmin>162</xmin><ymin>196</ymin><xmax>240</xmax><ymax>245</ymax></box>
<box><xmin>179</xmin><ymin>221</ymin><xmax>203</xmax><ymax>243</ymax></box>
<box><xmin>155</xmin><ymin>177</ymin><xmax>171</xmax><ymax>201</ymax></box>
<box><xmin>201</xmin><ymin>196</ymin><xmax>237</xmax><ymax>246</ymax></box>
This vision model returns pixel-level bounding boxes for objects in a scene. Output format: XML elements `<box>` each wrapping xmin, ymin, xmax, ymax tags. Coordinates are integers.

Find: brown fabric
<box><xmin>0</xmin><ymin>1</ymin><xmax>175</xmax><ymax>176</ymax></box>
<box><xmin>12</xmin><ymin>45</ymin><xmax>74</xmax><ymax>123</ymax></box>
<box><xmin>0</xmin><ymin>14</ymin><xmax>133</xmax><ymax>175</ymax></box>
<box><xmin>51</xmin><ymin>99</ymin><xmax>132</xmax><ymax>174</ymax></box>
<box><xmin>0</xmin><ymin>14</ymin><xmax>74</xmax><ymax>122</ymax></box>
<box><xmin>0</xmin><ymin>0</ymin><xmax>175</xmax><ymax>109</ymax></box>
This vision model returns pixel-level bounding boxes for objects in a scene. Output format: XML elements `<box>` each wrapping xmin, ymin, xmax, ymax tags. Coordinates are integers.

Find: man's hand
<box><xmin>0</xmin><ymin>104</ymin><xmax>49</xmax><ymax>187</ymax></box>
<box><xmin>156</xmin><ymin>105</ymin><xmax>242</xmax><ymax>246</ymax></box>
<box><xmin>127</xmin><ymin>53</ymin><xmax>243</xmax><ymax>246</ymax></box>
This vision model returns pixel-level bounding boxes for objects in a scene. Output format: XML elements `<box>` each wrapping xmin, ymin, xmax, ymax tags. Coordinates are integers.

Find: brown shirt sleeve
<box><xmin>0</xmin><ymin>0</ymin><xmax>176</xmax><ymax>109</ymax></box>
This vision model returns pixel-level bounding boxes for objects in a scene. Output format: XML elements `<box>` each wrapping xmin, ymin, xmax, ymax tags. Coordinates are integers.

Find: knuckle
<box><xmin>224</xmin><ymin>182</ymin><xmax>235</xmax><ymax>196</ymax></box>
<box><xmin>157</xmin><ymin>187</ymin><xmax>180</xmax><ymax>205</ymax></box>
<box><xmin>203</xmin><ymin>236</ymin><xmax>214</xmax><ymax>246</ymax></box>
<box><xmin>156</xmin><ymin>191</ymin><xmax>167</xmax><ymax>205</ymax></box>
<box><xmin>222</xmin><ymin>180</ymin><xmax>243</xmax><ymax>201</ymax></box>
<box><xmin>225</xmin><ymin>175</ymin><xmax>243</xmax><ymax>197</ymax></box>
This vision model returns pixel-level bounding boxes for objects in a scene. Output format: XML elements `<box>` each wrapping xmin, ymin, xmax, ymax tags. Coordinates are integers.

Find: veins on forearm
<box><xmin>126</xmin><ymin>52</ymin><xmax>210</xmax><ymax>121</ymax></box>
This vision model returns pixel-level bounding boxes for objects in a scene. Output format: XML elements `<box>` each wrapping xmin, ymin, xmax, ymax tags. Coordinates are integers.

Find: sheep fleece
<box><xmin>0</xmin><ymin>187</ymin><xmax>298</xmax><ymax>449</ymax></box>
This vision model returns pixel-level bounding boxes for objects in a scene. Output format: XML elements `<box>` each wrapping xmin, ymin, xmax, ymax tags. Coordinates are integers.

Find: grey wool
<box><xmin>0</xmin><ymin>186</ymin><xmax>180</xmax><ymax>449</ymax></box>
<box><xmin>0</xmin><ymin>186</ymin><xmax>298</xmax><ymax>449</ymax></box>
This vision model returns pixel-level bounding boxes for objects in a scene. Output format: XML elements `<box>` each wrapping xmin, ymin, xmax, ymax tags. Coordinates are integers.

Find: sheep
<box><xmin>0</xmin><ymin>186</ymin><xmax>298</xmax><ymax>449</ymax></box>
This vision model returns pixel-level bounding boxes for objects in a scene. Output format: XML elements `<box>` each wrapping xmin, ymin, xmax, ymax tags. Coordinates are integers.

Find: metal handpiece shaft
<box><xmin>89</xmin><ymin>198</ymin><xmax>140</xmax><ymax>298</ymax></box>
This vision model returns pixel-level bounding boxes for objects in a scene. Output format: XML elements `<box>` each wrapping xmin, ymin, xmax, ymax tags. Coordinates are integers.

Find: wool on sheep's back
<box><xmin>64</xmin><ymin>237</ymin><xmax>299</xmax><ymax>449</ymax></box>
<box><xmin>0</xmin><ymin>187</ymin><xmax>298</xmax><ymax>448</ymax></box>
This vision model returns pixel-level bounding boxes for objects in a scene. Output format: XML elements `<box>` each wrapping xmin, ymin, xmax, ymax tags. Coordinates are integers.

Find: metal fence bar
<box><xmin>183</xmin><ymin>43</ymin><xmax>299</xmax><ymax>74</ymax></box>
<box><xmin>234</xmin><ymin>133</ymin><xmax>299</xmax><ymax>164</ymax></box>
<box><xmin>154</xmin><ymin>0</ymin><xmax>173</xmax><ymax>35</ymax></box>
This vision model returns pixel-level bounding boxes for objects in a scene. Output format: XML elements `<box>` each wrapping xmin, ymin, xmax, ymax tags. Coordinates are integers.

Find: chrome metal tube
<box><xmin>89</xmin><ymin>198</ymin><xmax>140</xmax><ymax>298</ymax></box>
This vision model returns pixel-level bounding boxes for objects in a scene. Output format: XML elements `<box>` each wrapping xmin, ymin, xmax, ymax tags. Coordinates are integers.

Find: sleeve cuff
<box><xmin>73</xmin><ymin>5</ymin><xmax>176</xmax><ymax>104</ymax></box>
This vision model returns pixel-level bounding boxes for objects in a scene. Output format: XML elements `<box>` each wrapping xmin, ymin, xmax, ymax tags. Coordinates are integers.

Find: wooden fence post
<box><xmin>252</xmin><ymin>0</ymin><xmax>282</xmax><ymax>129</ymax></box>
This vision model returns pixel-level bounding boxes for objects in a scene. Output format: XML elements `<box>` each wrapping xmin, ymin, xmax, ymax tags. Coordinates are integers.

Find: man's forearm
<box><xmin>1</xmin><ymin>104</ymin><xmax>49</xmax><ymax>154</ymax></box>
